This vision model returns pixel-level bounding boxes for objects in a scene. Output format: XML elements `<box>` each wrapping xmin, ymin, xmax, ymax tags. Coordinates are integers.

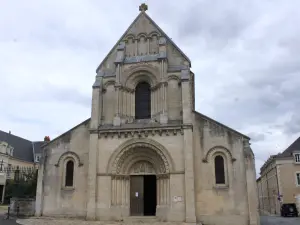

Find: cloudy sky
<box><xmin>1</xmin><ymin>0</ymin><xmax>299</xmax><ymax>175</ymax></box>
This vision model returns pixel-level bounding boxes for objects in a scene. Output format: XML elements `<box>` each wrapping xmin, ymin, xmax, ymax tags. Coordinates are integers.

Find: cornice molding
<box><xmin>95</xmin><ymin>124</ymin><xmax>192</xmax><ymax>139</ymax></box>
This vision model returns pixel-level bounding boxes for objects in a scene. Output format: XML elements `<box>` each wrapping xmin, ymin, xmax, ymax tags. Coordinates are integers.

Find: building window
<box><xmin>295</xmin><ymin>153</ymin><xmax>300</xmax><ymax>163</ymax></box>
<box><xmin>215</xmin><ymin>155</ymin><xmax>226</xmax><ymax>184</ymax></box>
<box><xmin>0</xmin><ymin>159</ymin><xmax>4</xmax><ymax>172</ymax></box>
<box><xmin>65</xmin><ymin>160</ymin><xmax>74</xmax><ymax>187</ymax></box>
<box><xmin>296</xmin><ymin>172</ymin><xmax>300</xmax><ymax>186</ymax></box>
<box><xmin>7</xmin><ymin>164</ymin><xmax>12</xmax><ymax>178</ymax></box>
<box><xmin>135</xmin><ymin>81</ymin><xmax>151</xmax><ymax>119</ymax></box>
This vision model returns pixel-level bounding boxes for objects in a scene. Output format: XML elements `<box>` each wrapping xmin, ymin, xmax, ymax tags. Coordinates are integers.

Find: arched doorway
<box><xmin>108</xmin><ymin>141</ymin><xmax>172</xmax><ymax>217</ymax></box>
<box><xmin>135</xmin><ymin>82</ymin><xmax>151</xmax><ymax>119</ymax></box>
<box><xmin>129</xmin><ymin>161</ymin><xmax>157</xmax><ymax>216</ymax></box>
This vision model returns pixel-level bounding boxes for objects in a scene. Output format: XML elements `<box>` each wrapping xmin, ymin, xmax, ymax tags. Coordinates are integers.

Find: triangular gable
<box><xmin>96</xmin><ymin>11</ymin><xmax>191</xmax><ymax>73</ymax></box>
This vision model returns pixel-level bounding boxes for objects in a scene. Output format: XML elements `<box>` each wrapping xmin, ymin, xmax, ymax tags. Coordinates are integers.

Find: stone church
<box><xmin>35</xmin><ymin>4</ymin><xmax>259</xmax><ymax>225</ymax></box>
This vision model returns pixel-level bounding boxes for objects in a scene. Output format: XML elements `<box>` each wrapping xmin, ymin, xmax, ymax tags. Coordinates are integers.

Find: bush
<box><xmin>4</xmin><ymin>169</ymin><xmax>38</xmax><ymax>204</ymax></box>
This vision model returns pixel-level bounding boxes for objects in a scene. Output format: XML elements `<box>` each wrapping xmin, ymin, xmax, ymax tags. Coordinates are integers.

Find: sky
<box><xmin>0</xmin><ymin>0</ymin><xmax>299</xmax><ymax>176</ymax></box>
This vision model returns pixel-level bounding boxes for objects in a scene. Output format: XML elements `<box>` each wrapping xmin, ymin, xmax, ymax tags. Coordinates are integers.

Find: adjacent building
<box><xmin>35</xmin><ymin>4</ymin><xmax>259</xmax><ymax>225</ymax></box>
<box><xmin>257</xmin><ymin>136</ymin><xmax>300</xmax><ymax>215</ymax></box>
<box><xmin>0</xmin><ymin>130</ymin><xmax>43</xmax><ymax>203</ymax></box>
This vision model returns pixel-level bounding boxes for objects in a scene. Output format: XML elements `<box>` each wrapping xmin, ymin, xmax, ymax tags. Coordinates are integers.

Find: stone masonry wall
<box><xmin>40</xmin><ymin>120</ymin><xmax>90</xmax><ymax>218</ymax></box>
<box><xmin>193</xmin><ymin>112</ymin><xmax>255</xmax><ymax>225</ymax></box>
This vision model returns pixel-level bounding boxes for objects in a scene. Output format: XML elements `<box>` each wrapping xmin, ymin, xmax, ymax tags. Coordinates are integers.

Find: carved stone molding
<box><xmin>103</xmin><ymin>80</ymin><xmax>116</xmax><ymax>88</ymax></box>
<box><xmin>199</xmin><ymin>116</ymin><xmax>243</xmax><ymax>143</ymax></box>
<box><xmin>124</xmin><ymin>63</ymin><xmax>160</xmax><ymax>88</ymax></box>
<box><xmin>202</xmin><ymin>146</ymin><xmax>236</xmax><ymax>163</ymax></box>
<box><xmin>129</xmin><ymin>160</ymin><xmax>155</xmax><ymax>174</ymax></box>
<box><xmin>55</xmin><ymin>151</ymin><xmax>83</xmax><ymax>167</ymax></box>
<box><xmin>107</xmin><ymin>138</ymin><xmax>175</xmax><ymax>174</ymax></box>
<box><xmin>150</xmin><ymin>81</ymin><xmax>168</xmax><ymax>91</ymax></box>
<box><xmin>114</xmin><ymin>145</ymin><xmax>169</xmax><ymax>174</ymax></box>
<box><xmin>98</xmin><ymin>127</ymin><xmax>184</xmax><ymax>139</ymax></box>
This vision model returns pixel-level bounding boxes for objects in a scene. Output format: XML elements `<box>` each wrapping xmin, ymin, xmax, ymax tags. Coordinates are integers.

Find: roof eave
<box><xmin>193</xmin><ymin>110</ymin><xmax>250</xmax><ymax>140</ymax></box>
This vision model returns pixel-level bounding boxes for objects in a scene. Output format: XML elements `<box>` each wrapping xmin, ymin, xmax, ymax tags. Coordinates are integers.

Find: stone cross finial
<box><xmin>139</xmin><ymin>3</ymin><xmax>148</xmax><ymax>12</ymax></box>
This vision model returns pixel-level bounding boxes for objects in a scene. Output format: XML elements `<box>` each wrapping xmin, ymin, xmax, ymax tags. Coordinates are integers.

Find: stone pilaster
<box><xmin>181</xmin><ymin>67</ymin><xmax>196</xmax><ymax>222</ymax></box>
<box><xmin>113</xmin><ymin>42</ymin><xmax>125</xmax><ymax>126</ymax></box>
<box><xmin>183</xmin><ymin>128</ymin><xmax>196</xmax><ymax>223</ymax></box>
<box><xmin>91</xmin><ymin>74</ymin><xmax>103</xmax><ymax>129</ymax></box>
<box><xmin>113</xmin><ymin>86</ymin><xmax>121</xmax><ymax>126</ymax></box>
<box><xmin>86</xmin><ymin>133</ymin><xmax>98</xmax><ymax>220</ymax></box>
<box><xmin>158</xmin><ymin>37</ymin><xmax>168</xmax><ymax>124</ymax></box>
<box><xmin>35</xmin><ymin>148</ymin><xmax>48</xmax><ymax>217</ymax></box>
<box><xmin>181</xmin><ymin>67</ymin><xmax>192</xmax><ymax>124</ymax></box>
<box><xmin>244</xmin><ymin>141</ymin><xmax>260</xmax><ymax>225</ymax></box>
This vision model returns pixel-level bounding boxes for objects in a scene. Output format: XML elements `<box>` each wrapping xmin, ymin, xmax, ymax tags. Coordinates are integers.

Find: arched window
<box><xmin>65</xmin><ymin>160</ymin><xmax>74</xmax><ymax>187</ymax></box>
<box><xmin>135</xmin><ymin>82</ymin><xmax>151</xmax><ymax>119</ymax></box>
<box><xmin>214</xmin><ymin>155</ymin><xmax>225</xmax><ymax>184</ymax></box>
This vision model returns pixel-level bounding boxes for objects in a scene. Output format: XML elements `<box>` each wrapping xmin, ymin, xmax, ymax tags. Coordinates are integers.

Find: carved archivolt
<box><xmin>137</xmin><ymin>32</ymin><xmax>147</xmax><ymax>39</ymax></box>
<box><xmin>124</xmin><ymin>32</ymin><xmax>161</xmax><ymax>41</ymax></box>
<box><xmin>107</xmin><ymin>138</ymin><xmax>174</xmax><ymax>174</ymax></box>
<box><xmin>129</xmin><ymin>160</ymin><xmax>155</xmax><ymax>174</ymax></box>
<box><xmin>124</xmin><ymin>34</ymin><xmax>135</xmax><ymax>41</ymax></box>
<box><xmin>167</xmin><ymin>75</ymin><xmax>181</xmax><ymax>82</ymax></box>
<box><xmin>148</xmin><ymin>31</ymin><xmax>160</xmax><ymax>38</ymax></box>
<box><xmin>124</xmin><ymin>65</ymin><xmax>159</xmax><ymax>88</ymax></box>
<box><xmin>202</xmin><ymin>146</ymin><xmax>236</xmax><ymax>163</ymax></box>
<box><xmin>103</xmin><ymin>79</ymin><xmax>116</xmax><ymax>88</ymax></box>
<box><xmin>55</xmin><ymin>151</ymin><xmax>83</xmax><ymax>167</ymax></box>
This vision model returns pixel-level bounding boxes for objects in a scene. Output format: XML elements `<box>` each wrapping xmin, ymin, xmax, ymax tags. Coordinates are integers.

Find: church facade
<box><xmin>35</xmin><ymin>5</ymin><xmax>259</xmax><ymax>225</ymax></box>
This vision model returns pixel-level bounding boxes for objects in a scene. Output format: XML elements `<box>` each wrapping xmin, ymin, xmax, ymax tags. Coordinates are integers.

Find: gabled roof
<box><xmin>0</xmin><ymin>130</ymin><xmax>34</xmax><ymax>162</ymax></box>
<box><xmin>278</xmin><ymin>136</ymin><xmax>300</xmax><ymax>158</ymax></box>
<box><xmin>32</xmin><ymin>141</ymin><xmax>44</xmax><ymax>155</ymax></box>
<box><xmin>96</xmin><ymin>11</ymin><xmax>191</xmax><ymax>73</ymax></box>
<box><xmin>42</xmin><ymin>118</ymin><xmax>90</xmax><ymax>147</ymax></box>
<box><xmin>193</xmin><ymin>110</ymin><xmax>250</xmax><ymax>140</ymax></box>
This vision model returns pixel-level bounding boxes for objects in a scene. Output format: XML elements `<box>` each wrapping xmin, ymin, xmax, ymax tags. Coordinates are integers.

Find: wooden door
<box><xmin>130</xmin><ymin>176</ymin><xmax>144</xmax><ymax>216</ymax></box>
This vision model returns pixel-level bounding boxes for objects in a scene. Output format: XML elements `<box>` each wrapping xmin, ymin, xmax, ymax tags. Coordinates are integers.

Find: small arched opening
<box><xmin>135</xmin><ymin>82</ymin><xmax>151</xmax><ymax>119</ymax></box>
<box><xmin>65</xmin><ymin>160</ymin><xmax>74</xmax><ymax>187</ymax></box>
<box><xmin>214</xmin><ymin>155</ymin><xmax>225</xmax><ymax>184</ymax></box>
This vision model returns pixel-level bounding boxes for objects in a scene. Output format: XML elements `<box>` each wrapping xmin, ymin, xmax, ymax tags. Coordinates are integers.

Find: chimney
<box><xmin>44</xmin><ymin>136</ymin><xmax>50</xmax><ymax>142</ymax></box>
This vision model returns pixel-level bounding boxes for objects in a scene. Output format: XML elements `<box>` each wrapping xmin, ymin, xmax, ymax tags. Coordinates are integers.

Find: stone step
<box><xmin>123</xmin><ymin>216</ymin><xmax>158</xmax><ymax>223</ymax></box>
<box><xmin>17</xmin><ymin>218</ymin><xmax>202</xmax><ymax>225</ymax></box>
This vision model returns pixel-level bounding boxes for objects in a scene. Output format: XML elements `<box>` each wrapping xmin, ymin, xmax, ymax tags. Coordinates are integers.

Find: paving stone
<box><xmin>260</xmin><ymin>215</ymin><xmax>300</xmax><ymax>225</ymax></box>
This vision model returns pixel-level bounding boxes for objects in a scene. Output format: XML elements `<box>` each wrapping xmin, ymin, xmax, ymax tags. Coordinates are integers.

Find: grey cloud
<box><xmin>248</xmin><ymin>132</ymin><xmax>265</xmax><ymax>142</ymax></box>
<box><xmin>283</xmin><ymin>113</ymin><xmax>300</xmax><ymax>135</ymax></box>
<box><xmin>1</xmin><ymin>0</ymin><xmax>300</xmax><ymax>176</ymax></box>
<box><xmin>176</xmin><ymin>0</ymin><xmax>259</xmax><ymax>49</ymax></box>
<box><xmin>47</xmin><ymin>85</ymin><xmax>91</xmax><ymax>107</ymax></box>
<box><xmin>24</xmin><ymin>83</ymin><xmax>92</xmax><ymax>108</ymax></box>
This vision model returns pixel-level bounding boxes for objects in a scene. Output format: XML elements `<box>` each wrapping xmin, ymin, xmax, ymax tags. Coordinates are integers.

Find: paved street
<box><xmin>2</xmin><ymin>216</ymin><xmax>300</xmax><ymax>225</ymax></box>
<box><xmin>261</xmin><ymin>216</ymin><xmax>300</xmax><ymax>225</ymax></box>
<box><xmin>0</xmin><ymin>206</ymin><xmax>18</xmax><ymax>225</ymax></box>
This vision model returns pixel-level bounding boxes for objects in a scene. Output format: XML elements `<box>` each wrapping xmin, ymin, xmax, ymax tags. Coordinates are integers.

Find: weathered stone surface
<box><xmin>10</xmin><ymin>198</ymin><xmax>35</xmax><ymax>216</ymax></box>
<box><xmin>35</xmin><ymin>4</ymin><xmax>259</xmax><ymax>225</ymax></box>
